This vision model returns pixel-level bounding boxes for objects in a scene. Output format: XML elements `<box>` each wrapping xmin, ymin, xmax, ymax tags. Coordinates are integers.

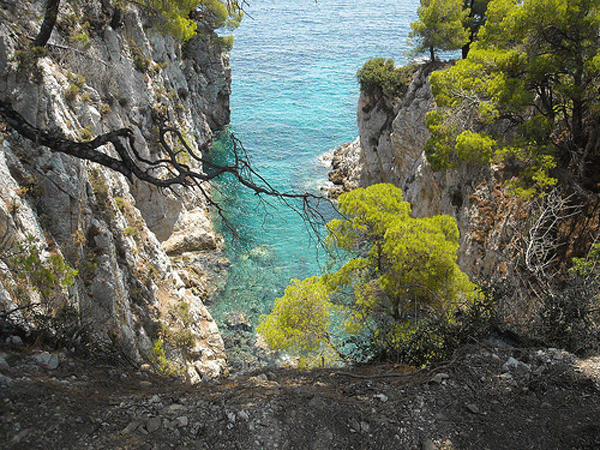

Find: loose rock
<box><xmin>145</xmin><ymin>417</ymin><xmax>162</xmax><ymax>433</ymax></box>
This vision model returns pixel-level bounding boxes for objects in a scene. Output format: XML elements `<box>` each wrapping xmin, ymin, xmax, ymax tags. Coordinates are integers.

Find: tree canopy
<box><xmin>409</xmin><ymin>0</ymin><xmax>470</xmax><ymax>61</ymax></box>
<box><xmin>257</xmin><ymin>184</ymin><xmax>476</xmax><ymax>366</ymax></box>
<box><xmin>424</xmin><ymin>0</ymin><xmax>600</xmax><ymax>197</ymax></box>
<box><xmin>30</xmin><ymin>0</ymin><xmax>244</xmax><ymax>46</ymax></box>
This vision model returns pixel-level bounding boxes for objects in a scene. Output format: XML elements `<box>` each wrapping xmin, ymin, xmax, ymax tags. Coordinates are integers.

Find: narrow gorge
<box><xmin>1</xmin><ymin>2</ymin><xmax>600</xmax><ymax>449</ymax></box>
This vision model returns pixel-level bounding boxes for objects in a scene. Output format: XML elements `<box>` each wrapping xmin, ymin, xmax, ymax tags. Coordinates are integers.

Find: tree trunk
<box><xmin>430</xmin><ymin>46</ymin><xmax>435</xmax><ymax>62</ymax></box>
<box><xmin>32</xmin><ymin>0</ymin><xmax>60</xmax><ymax>48</ymax></box>
<box><xmin>462</xmin><ymin>42</ymin><xmax>470</xmax><ymax>59</ymax></box>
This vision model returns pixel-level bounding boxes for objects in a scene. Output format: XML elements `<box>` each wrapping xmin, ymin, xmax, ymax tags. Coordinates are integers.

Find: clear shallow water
<box><xmin>209</xmin><ymin>0</ymin><xmax>420</xmax><ymax>325</ymax></box>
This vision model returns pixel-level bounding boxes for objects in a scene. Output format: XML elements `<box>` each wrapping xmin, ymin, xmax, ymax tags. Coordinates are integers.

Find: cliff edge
<box><xmin>324</xmin><ymin>61</ymin><xmax>600</xmax><ymax>329</ymax></box>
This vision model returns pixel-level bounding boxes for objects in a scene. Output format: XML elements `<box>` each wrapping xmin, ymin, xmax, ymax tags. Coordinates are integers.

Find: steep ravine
<box><xmin>0</xmin><ymin>1</ymin><xmax>230</xmax><ymax>381</ymax></box>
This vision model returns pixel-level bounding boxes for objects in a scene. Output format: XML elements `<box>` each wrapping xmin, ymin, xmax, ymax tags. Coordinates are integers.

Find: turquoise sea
<box><xmin>208</xmin><ymin>0</ymin><xmax>420</xmax><ymax>326</ymax></box>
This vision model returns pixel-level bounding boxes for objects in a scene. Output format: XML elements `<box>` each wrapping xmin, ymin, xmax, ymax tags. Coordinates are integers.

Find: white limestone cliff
<box><xmin>0</xmin><ymin>0</ymin><xmax>230</xmax><ymax>381</ymax></box>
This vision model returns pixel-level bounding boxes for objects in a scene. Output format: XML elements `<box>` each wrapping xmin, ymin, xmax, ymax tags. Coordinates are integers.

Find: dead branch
<box><xmin>0</xmin><ymin>99</ymin><xmax>332</xmax><ymax>238</ymax></box>
<box><xmin>524</xmin><ymin>190</ymin><xmax>581</xmax><ymax>277</ymax></box>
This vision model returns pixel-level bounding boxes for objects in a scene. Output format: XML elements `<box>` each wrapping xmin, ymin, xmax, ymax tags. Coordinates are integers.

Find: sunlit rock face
<box><xmin>355</xmin><ymin>63</ymin><xmax>528</xmax><ymax>282</ymax></box>
<box><xmin>0</xmin><ymin>0</ymin><xmax>230</xmax><ymax>380</ymax></box>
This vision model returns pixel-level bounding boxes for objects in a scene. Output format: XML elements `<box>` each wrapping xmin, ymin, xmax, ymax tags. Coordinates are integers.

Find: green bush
<box><xmin>65</xmin><ymin>83</ymin><xmax>81</xmax><ymax>102</ymax></box>
<box><xmin>346</xmin><ymin>279</ymin><xmax>516</xmax><ymax>367</ymax></box>
<box><xmin>7</xmin><ymin>236</ymin><xmax>78</xmax><ymax>301</ymax></box>
<box><xmin>218</xmin><ymin>35</ymin><xmax>235</xmax><ymax>52</ymax></box>
<box><xmin>150</xmin><ymin>339</ymin><xmax>183</xmax><ymax>375</ymax></box>
<box><xmin>133</xmin><ymin>55</ymin><xmax>150</xmax><ymax>73</ymax></box>
<box><xmin>357</xmin><ymin>58</ymin><xmax>416</xmax><ymax>97</ymax></box>
<box><xmin>13</xmin><ymin>46</ymin><xmax>47</xmax><ymax>82</ymax></box>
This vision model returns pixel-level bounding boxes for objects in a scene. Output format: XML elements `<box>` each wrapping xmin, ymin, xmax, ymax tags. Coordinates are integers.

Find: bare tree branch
<box><xmin>0</xmin><ymin>99</ymin><xmax>332</xmax><ymax>238</ymax></box>
<box><xmin>523</xmin><ymin>190</ymin><xmax>581</xmax><ymax>277</ymax></box>
<box><xmin>31</xmin><ymin>0</ymin><xmax>60</xmax><ymax>48</ymax></box>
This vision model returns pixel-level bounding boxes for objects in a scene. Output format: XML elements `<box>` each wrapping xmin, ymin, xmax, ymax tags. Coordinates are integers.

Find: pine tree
<box><xmin>425</xmin><ymin>0</ymin><xmax>600</xmax><ymax>196</ymax></box>
<box><xmin>257</xmin><ymin>184</ymin><xmax>476</xmax><ymax>366</ymax></box>
<box><xmin>409</xmin><ymin>0</ymin><xmax>470</xmax><ymax>61</ymax></box>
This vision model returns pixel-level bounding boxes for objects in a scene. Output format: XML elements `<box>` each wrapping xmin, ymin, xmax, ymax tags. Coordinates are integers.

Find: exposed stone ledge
<box><xmin>322</xmin><ymin>137</ymin><xmax>361</xmax><ymax>199</ymax></box>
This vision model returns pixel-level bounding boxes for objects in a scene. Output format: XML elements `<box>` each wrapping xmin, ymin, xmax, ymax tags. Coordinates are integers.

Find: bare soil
<box><xmin>1</xmin><ymin>342</ymin><xmax>600</xmax><ymax>450</ymax></box>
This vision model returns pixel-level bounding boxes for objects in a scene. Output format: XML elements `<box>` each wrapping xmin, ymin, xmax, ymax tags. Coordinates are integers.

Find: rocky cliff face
<box><xmin>353</xmin><ymin>63</ymin><xmax>530</xmax><ymax>283</ymax></box>
<box><xmin>0</xmin><ymin>1</ymin><xmax>230</xmax><ymax>381</ymax></box>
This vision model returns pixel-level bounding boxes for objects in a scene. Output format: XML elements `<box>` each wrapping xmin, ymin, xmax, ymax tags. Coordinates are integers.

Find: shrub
<box><xmin>65</xmin><ymin>83</ymin><xmax>81</xmax><ymax>102</ymax></box>
<box><xmin>532</xmin><ymin>244</ymin><xmax>600</xmax><ymax>356</ymax></box>
<box><xmin>70</xmin><ymin>30</ymin><xmax>91</xmax><ymax>47</ymax></box>
<box><xmin>6</xmin><ymin>236</ymin><xmax>78</xmax><ymax>301</ymax></box>
<box><xmin>150</xmin><ymin>339</ymin><xmax>183</xmax><ymax>375</ymax></box>
<box><xmin>257</xmin><ymin>276</ymin><xmax>337</xmax><ymax>368</ymax></box>
<box><xmin>176</xmin><ymin>301</ymin><xmax>192</xmax><ymax>326</ymax></box>
<box><xmin>218</xmin><ymin>35</ymin><xmax>235</xmax><ymax>52</ymax></box>
<box><xmin>133</xmin><ymin>54</ymin><xmax>151</xmax><ymax>73</ymax></box>
<box><xmin>389</xmin><ymin>282</ymin><xmax>513</xmax><ymax>365</ymax></box>
<box><xmin>12</xmin><ymin>46</ymin><xmax>47</xmax><ymax>82</ymax></box>
<box><xmin>79</xmin><ymin>125</ymin><xmax>94</xmax><ymax>141</ymax></box>
<box><xmin>357</xmin><ymin>58</ymin><xmax>416</xmax><ymax>98</ymax></box>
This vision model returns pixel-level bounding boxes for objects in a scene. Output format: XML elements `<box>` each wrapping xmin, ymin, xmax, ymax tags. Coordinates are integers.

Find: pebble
<box><xmin>0</xmin><ymin>357</ymin><xmax>10</xmax><ymax>372</ymax></box>
<box><xmin>374</xmin><ymin>393</ymin><xmax>389</xmax><ymax>402</ymax></box>
<box><xmin>502</xmin><ymin>356</ymin><xmax>531</xmax><ymax>373</ymax></box>
<box><xmin>32</xmin><ymin>352</ymin><xmax>59</xmax><ymax>370</ymax></box>
<box><xmin>176</xmin><ymin>416</ymin><xmax>188</xmax><ymax>427</ymax></box>
<box><xmin>0</xmin><ymin>373</ymin><xmax>13</xmax><ymax>385</ymax></box>
<box><xmin>7</xmin><ymin>336</ymin><xmax>23</xmax><ymax>345</ymax></box>
<box><xmin>431</xmin><ymin>373</ymin><xmax>449</xmax><ymax>384</ymax></box>
<box><xmin>121</xmin><ymin>420</ymin><xmax>141</xmax><ymax>434</ymax></box>
<box><xmin>145</xmin><ymin>417</ymin><xmax>162</xmax><ymax>433</ymax></box>
<box><xmin>422</xmin><ymin>438</ymin><xmax>437</xmax><ymax>450</ymax></box>
<box><xmin>10</xmin><ymin>428</ymin><xmax>30</xmax><ymax>444</ymax></box>
<box><xmin>466</xmin><ymin>403</ymin><xmax>480</xmax><ymax>414</ymax></box>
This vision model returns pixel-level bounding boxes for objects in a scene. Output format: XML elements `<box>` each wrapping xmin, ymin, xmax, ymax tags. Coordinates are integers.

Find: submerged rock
<box><xmin>224</xmin><ymin>313</ymin><xmax>253</xmax><ymax>332</ymax></box>
<box><xmin>248</xmin><ymin>245</ymin><xmax>277</xmax><ymax>265</ymax></box>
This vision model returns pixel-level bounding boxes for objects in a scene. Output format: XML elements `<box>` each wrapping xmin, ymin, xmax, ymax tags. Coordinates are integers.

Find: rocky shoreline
<box><xmin>321</xmin><ymin>137</ymin><xmax>362</xmax><ymax>199</ymax></box>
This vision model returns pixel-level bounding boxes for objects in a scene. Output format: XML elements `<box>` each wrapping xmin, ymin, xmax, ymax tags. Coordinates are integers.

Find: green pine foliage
<box><xmin>257</xmin><ymin>184</ymin><xmax>477</xmax><ymax>367</ymax></box>
<box><xmin>356</xmin><ymin>59</ymin><xmax>416</xmax><ymax>98</ymax></box>
<box><xmin>146</xmin><ymin>0</ymin><xmax>243</xmax><ymax>42</ymax></box>
<box><xmin>425</xmin><ymin>0</ymin><xmax>600</xmax><ymax>197</ymax></box>
<box><xmin>256</xmin><ymin>276</ymin><xmax>338</xmax><ymax>368</ymax></box>
<box><xmin>409</xmin><ymin>0</ymin><xmax>470</xmax><ymax>61</ymax></box>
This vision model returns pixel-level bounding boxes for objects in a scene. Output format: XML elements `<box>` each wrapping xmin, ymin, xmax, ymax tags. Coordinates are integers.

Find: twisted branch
<box><xmin>0</xmin><ymin>99</ymin><xmax>331</xmax><ymax>238</ymax></box>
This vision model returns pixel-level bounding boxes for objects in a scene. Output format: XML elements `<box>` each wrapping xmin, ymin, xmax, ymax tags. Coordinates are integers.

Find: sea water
<box><xmin>208</xmin><ymin>0</ymin><xmax>420</xmax><ymax>326</ymax></box>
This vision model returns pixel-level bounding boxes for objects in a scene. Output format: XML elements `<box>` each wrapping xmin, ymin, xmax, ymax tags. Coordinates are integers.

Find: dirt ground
<box><xmin>1</xmin><ymin>341</ymin><xmax>600</xmax><ymax>450</ymax></box>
